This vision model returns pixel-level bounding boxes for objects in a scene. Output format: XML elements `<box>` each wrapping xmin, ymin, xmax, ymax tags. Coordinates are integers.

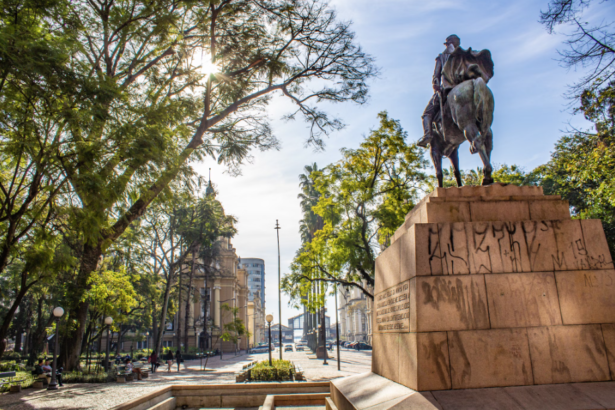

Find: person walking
<box><xmin>150</xmin><ymin>350</ymin><xmax>158</xmax><ymax>373</ymax></box>
<box><xmin>175</xmin><ymin>349</ymin><xmax>183</xmax><ymax>372</ymax></box>
<box><xmin>165</xmin><ymin>349</ymin><xmax>174</xmax><ymax>372</ymax></box>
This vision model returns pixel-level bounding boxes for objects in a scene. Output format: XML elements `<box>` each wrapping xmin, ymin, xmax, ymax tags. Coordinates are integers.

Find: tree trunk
<box><xmin>156</xmin><ymin>219</ymin><xmax>175</xmax><ymax>354</ymax></box>
<box><xmin>28</xmin><ymin>297</ymin><xmax>52</xmax><ymax>366</ymax></box>
<box><xmin>156</xmin><ymin>266</ymin><xmax>174</xmax><ymax>353</ymax></box>
<box><xmin>319</xmin><ymin>306</ymin><xmax>328</xmax><ymax>358</ymax></box>
<box><xmin>184</xmin><ymin>243</ymin><xmax>200</xmax><ymax>351</ymax></box>
<box><xmin>97</xmin><ymin>316</ymin><xmax>103</xmax><ymax>356</ymax></box>
<box><xmin>13</xmin><ymin>299</ymin><xmax>28</xmax><ymax>353</ymax></box>
<box><xmin>23</xmin><ymin>303</ymin><xmax>32</xmax><ymax>356</ymax></box>
<box><xmin>177</xmin><ymin>262</ymin><xmax>183</xmax><ymax>351</ymax></box>
<box><xmin>151</xmin><ymin>304</ymin><xmax>157</xmax><ymax>352</ymax></box>
<box><xmin>60</xmin><ymin>243</ymin><xmax>101</xmax><ymax>370</ymax></box>
<box><xmin>14</xmin><ymin>321</ymin><xmax>23</xmax><ymax>353</ymax></box>
<box><xmin>0</xmin><ymin>269</ymin><xmax>36</xmax><ymax>359</ymax></box>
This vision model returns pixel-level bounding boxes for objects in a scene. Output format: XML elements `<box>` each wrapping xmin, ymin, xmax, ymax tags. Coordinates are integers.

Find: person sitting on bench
<box><xmin>126</xmin><ymin>359</ymin><xmax>142</xmax><ymax>380</ymax></box>
<box><xmin>42</xmin><ymin>359</ymin><xmax>64</xmax><ymax>386</ymax></box>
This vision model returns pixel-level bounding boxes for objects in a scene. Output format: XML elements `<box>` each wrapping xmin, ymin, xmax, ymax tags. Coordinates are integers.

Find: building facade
<box><xmin>247</xmin><ymin>291</ymin><xmax>265</xmax><ymax>347</ymax></box>
<box><xmin>239</xmin><ymin>258</ymin><xmax>265</xmax><ymax>309</ymax></box>
<box><xmin>288</xmin><ymin>312</ymin><xmax>331</xmax><ymax>342</ymax></box>
<box><xmin>337</xmin><ymin>284</ymin><xmax>373</xmax><ymax>344</ymax></box>
<box><xmin>159</xmin><ymin>236</ymin><xmax>251</xmax><ymax>353</ymax></box>
<box><xmin>269</xmin><ymin>324</ymin><xmax>294</xmax><ymax>344</ymax></box>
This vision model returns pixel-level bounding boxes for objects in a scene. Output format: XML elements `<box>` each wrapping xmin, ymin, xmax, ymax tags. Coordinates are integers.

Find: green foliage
<box><xmin>0</xmin><ymin>372</ymin><xmax>34</xmax><ymax>392</ymax></box>
<box><xmin>535</xmin><ymin>138</ymin><xmax>615</xmax><ymax>254</ymax></box>
<box><xmin>250</xmin><ymin>360</ymin><xmax>294</xmax><ymax>381</ymax></box>
<box><xmin>0</xmin><ymin>0</ymin><xmax>376</xmax><ymax>368</ymax></box>
<box><xmin>220</xmin><ymin>303</ymin><xmax>250</xmax><ymax>344</ymax></box>
<box><xmin>86</xmin><ymin>266</ymin><xmax>138</xmax><ymax>328</ymax></box>
<box><xmin>283</xmin><ymin>112</ymin><xmax>427</xmax><ymax>304</ymax></box>
<box><xmin>430</xmin><ymin>164</ymin><xmax>540</xmax><ymax>188</ymax></box>
<box><xmin>0</xmin><ymin>361</ymin><xmax>23</xmax><ymax>372</ymax></box>
<box><xmin>62</xmin><ymin>370</ymin><xmax>115</xmax><ymax>384</ymax></box>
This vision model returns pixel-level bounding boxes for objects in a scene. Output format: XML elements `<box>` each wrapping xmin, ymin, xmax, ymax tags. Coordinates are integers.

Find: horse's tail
<box><xmin>473</xmin><ymin>77</ymin><xmax>493</xmax><ymax>138</ymax></box>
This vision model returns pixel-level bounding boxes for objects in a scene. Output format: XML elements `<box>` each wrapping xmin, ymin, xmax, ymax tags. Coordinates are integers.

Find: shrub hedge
<box><xmin>250</xmin><ymin>359</ymin><xmax>295</xmax><ymax>382</ymax></box>
<box><xmin>0</xmin><ymin>372</ymin><xmax>34</xmax><ymax>393</ymax></box>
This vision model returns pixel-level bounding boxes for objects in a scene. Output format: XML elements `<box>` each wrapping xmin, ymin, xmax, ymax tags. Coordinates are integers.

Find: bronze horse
<box><xmin>429</xmin><ymin>48</ymin><xmax>495</xmax><ymax>188</ymax></box>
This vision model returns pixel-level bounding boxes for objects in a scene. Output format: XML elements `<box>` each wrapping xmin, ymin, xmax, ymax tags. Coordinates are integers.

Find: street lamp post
<box><xmin>274</xmin><ymin>220</ymin><xmax>282</xmax><ymax>360</ymax></box>
<box><xmin>266</xmin><ymin>314</ymin><xmax>273</xmax><ymax>366</ymax></box>
<box><xmin>48</xmin><ymin>307</ymin><xmax>64</xmax><ymax>390</ymax></box>
<box><xmin>335</xmin><ymin>284</ymin><xmax>341</xmax><ymax>371</ymax></box>
<box><xmin>146</xmin><ymin>331</ymin><xmax>150</xmax><ymax>352</ymax></box>
<box><xmin>104</xmin><ymin>317</ymin><xmax>113</xmax><ymax>372</ymax></box>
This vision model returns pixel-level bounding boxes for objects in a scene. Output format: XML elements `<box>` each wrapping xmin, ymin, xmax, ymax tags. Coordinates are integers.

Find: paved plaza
<box><xmin>0</xmin><ymin>348</ymin><xmax>371</xmax><ymax>409</ymax></box>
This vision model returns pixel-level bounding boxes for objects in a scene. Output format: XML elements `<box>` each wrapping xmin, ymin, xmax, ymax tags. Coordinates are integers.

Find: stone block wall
<box><xmin>373</xmin><ymin>184</ymin><xmax>615</xmax><ymax>391</ymax></box>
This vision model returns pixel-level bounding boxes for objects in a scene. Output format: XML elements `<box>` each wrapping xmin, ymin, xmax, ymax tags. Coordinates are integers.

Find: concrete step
<box><xmin>146</xmin><ymin>397</ymin><xmax>176</xmax><ymax>410</ymax></box>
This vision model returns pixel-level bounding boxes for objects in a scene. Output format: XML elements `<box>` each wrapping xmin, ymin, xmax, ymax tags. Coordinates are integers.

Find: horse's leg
<box><xmin>430</xmin><ymin>146</ymin><xmax>444</xmax><ymax>188</ymax></box>
<box><xmin>478</xmin><ymin>130</ymin><xmax>494</xmax><ymax>185</ymax></box>
<box><xmin>449</xmin><ymin>147</ymin><xmax>462</xmax><ymax>187</ymax></box>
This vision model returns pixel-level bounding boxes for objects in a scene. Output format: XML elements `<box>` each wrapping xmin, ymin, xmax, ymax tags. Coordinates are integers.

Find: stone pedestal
<box><xmin>372</xmin><ymin>184</ymin><xmax>615</xmax><ymax>391</ymax></box>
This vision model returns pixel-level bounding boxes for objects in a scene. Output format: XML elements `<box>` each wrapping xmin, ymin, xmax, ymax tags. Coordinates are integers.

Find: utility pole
<box><xmin>275</xmin><ymin>219</ymin><xmax>282</xmax><ymax>360</ymax></box>
<box><xmin>335</xmin><ymin>284</ymin><xmax>341</xmax><ymax>371</ymax></box>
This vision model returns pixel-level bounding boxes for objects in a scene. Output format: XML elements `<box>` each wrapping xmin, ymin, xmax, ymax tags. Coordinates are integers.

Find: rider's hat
<box><xmin>444</xmin><ymin>35</ymin><xmax>460</xmax><ymax>47</ymax></box>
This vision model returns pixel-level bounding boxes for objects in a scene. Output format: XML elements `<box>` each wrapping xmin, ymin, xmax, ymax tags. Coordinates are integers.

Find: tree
<box><xmin>175</xmin><ymin>191</ymin><xmax>237</xmax><ymax>352</ymax></box>
<box><xmin>298</xmin><ymin>163</ymin><xmax>324</xmax><ymax>243</ymax></box>
<box><xmin>540</xmin><ymin>0</ymin><xmax>615</xmax><ymax>99</ymax></box>
<box><xmin>535</xmin><ymin>130</ymin><xmax>615</xmax><ymax>255</ymax></box>
<box><xmin>537</xmin><ymin>0</ymin><xmax>615</xmax><ymax>256</ymax></box>
<box><xmin>219</xmin><ymin>303</ymin><xmax>250</xmax><ymax>353</ymax></box>
<box><xmin>6</xmin><ymin>0</ymin><xmax>376</xmax><ymax>370</ymax></box>
<box><xmin>283</xmin><ymin>112</ymin><xmax>428</xmax><ymax>302</ymax></box>
<box><xmin>0</xmin><ymin>0</ymin><xmax>73</xmax><ymax>358</ymax></box>
<box><xmin>431</xmin><ymin>164</ymin><xmax>540</xmax><ymax>188</ymax></box>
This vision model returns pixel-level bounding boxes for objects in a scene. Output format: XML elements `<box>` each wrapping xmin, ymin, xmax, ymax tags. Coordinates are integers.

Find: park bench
<box><xmin>132</xmin><ymin>362</ymin><xmax>150</xmax><ymax>380</ymax></box>
<box><xmin>32</xmin><ymin>374</ymin><xmax>49</xmax><ymax>389</ymax></box>
<box><xmin>0</xmin><ymin>371</ymin><xmax>27</xmax><ymax>393</ymax></box>
<box><xmin>116</xmin><ymin>365</ymin><xmax>133</xmax><ymax>383</ymax></box>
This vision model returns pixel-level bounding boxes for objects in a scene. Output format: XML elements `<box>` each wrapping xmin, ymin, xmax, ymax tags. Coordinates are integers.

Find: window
<box><xmin>163</xmin><ymin>341</ymin><xmax>173</xmax><ymax>348</ymax></box>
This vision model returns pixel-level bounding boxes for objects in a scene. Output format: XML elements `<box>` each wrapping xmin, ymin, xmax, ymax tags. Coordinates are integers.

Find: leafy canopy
<box><xmin>283</xmin><ymin>112</ymin><xmax>428</xmax><ymax>304</ymax></box>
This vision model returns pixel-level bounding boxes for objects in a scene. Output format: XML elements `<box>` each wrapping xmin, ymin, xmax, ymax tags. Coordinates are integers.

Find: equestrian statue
<box><xmin>417</xmin><ymin>34</ymin><xmax>495</xmax><ymax>187</ymax></box>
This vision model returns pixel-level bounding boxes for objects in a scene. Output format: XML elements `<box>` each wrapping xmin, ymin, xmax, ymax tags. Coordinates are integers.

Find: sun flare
<box><xmin>199</xmin><ymin>54</ymin><xmax>220</xmax><ymax>75</ymax></box>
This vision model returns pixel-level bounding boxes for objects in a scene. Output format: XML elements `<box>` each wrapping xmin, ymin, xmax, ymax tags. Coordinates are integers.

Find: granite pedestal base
<box><xmin>373</xmin><ymin>184</ymin><xmax>615</xmax><ymax>392</ymax></box>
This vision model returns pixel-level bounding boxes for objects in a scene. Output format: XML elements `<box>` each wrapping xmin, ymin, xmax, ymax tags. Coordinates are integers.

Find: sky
<box><xmin>194</xmin><ymin>0</ymin><xmax>615</xmax><ymax>326</ymax></box>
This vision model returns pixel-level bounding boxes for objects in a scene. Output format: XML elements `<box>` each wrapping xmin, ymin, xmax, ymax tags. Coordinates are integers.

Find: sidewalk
<box><xmin>0</xmin><ymin>349</ymin><xmax>371</xmax><ymax>410</ymax></box>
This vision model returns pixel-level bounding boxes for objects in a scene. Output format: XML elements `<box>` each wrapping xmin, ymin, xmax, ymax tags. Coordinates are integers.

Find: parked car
<box><xmin>295</xmin><ymin>345</ymin><xmax>305</xmax><ymax>351</ymax></box>
<box><xmin>250</xmin><ymin>345</ymin><xmax>269</xmax><ymax>353</ymax></box>
<box><xmin>284</xmin><ymin>345</ymin><xmax>294</xmax><ymax>352</ymax></box>
<box><xmin>354</xmin><ymin>342</ymin><xmax>372</xmax><ymax>351</ymax></box>
<box><xmin>274</xmin><ymin>342</ymin><xmax>280</xmax><ymax>347</ymax></box>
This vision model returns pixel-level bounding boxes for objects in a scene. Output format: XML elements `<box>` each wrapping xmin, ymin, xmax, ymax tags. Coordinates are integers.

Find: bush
<box><xmin>0</xmin><ymin>372</ymin><xmax>34</xmax><ymax>393</ymax></box>
<box><xmin>63</xmin><ymin>370</ymin><xmax>115</xmax><ymax>384</ymax></box>
<box><xmin>0</xmin><ymin>361</ymin><xmax>20</xmax><ymax>372</ymax></box>
<box><xmin>250</xmin><ymin>359</ymin><xmax>295</xmax><ymax>382</ymax></box>
<box><xmin>1</xmin><ymin>351</ymin><xmax>23</xmax><ymax>361</ymax></box>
